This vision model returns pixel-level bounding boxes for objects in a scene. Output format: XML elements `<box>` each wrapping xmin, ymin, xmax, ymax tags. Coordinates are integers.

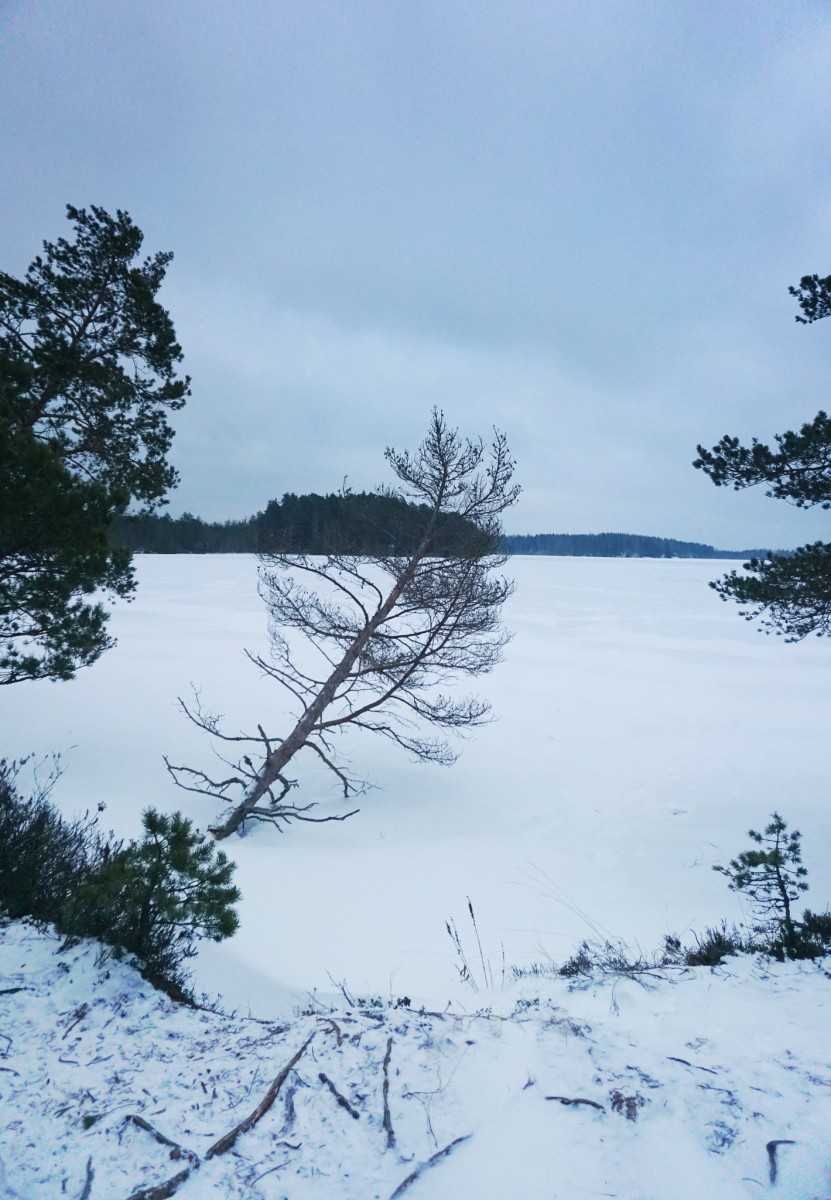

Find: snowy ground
<box><xmin>2</xmin><ymin>555</ymin><xmax>831</xmax><ymax>1196</ymax></box>
<box><xmin>2</xmin><ymin>555</ymin><xmax>829</xmax><ymax>1011</ymax></box>
<box><xmin>1</xmin><ymin>921</ymin><xmax>830</xmax><ymax>1199</ymax></box>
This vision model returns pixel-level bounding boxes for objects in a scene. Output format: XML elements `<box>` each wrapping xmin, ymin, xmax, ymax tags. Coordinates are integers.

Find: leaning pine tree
<box><xmin>167</xmin><ymin>410</ymin><xmax>520</xmax><ymax>838</ymax></box>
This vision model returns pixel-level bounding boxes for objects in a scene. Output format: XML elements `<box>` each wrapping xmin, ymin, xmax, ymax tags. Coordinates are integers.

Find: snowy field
<box><xmin>2</xmin><ymin>554</ymin><xmax>831</xmax><ymax>1013</ymax></box>
<box><xmin>3</xmin><ymin>554</ymin><xmax>831</xmax><ymax>1199</ymax></box>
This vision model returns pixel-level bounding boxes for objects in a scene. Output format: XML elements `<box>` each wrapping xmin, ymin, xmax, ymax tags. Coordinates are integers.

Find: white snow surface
<box><xmin>1</xmin><ymin>921</ymin><xmax>830</xmax><ymax>1198</ymax></box>
<box><xmin>2</xmin><ymin>554</ymin><xmax>831</xmax><ymax>1195</ymax></box>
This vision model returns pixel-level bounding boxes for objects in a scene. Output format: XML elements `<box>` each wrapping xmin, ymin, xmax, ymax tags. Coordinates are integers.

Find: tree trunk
<box><xmin>209</xmin><ymin>564</ymin><xmax>416</xmax><ymax>838</ymax></box>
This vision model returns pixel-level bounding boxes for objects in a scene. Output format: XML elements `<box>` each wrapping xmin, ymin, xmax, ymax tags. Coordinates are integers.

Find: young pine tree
<box><xmin>714</xmin><ymin>812</ymin><xmax>808</xmax><ymax>958</ymax></box>
<box><xmin>64</xmin><ymin>809</ymin><xmax>240</xmax><ymax>992</ymax></box>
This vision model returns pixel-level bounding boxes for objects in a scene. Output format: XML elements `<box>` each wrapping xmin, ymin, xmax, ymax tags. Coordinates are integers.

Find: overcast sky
<box><xmin>3</xmin><ymin>1</ymin><xmax>831</xmax><ymax>545</ymax></box>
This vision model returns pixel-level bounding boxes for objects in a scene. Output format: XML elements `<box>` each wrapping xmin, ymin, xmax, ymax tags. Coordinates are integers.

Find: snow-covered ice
<box><xmin>2</xmin><ymin>554</ymin><xmax>829</xmax><ymax>1009</ymax></box>
<box><xmin>1</xmin><ymin>554</ymin><xmax>830</xmax><ymax>1196</ymax></box>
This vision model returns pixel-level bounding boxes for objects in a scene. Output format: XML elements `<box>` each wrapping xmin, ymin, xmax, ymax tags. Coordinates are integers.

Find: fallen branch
<box><xmin>205</xmin><ymin>1033</ymin><xmax>315</xmax><ymax>1159</ymax></box>
<box><xmin>382</xmin><ymin>1035</ymin><xmax>396</xmax><ymax>1149</ymax></box>
<box><xmin>62</xmin><ymin>1003</ymin><xmax>90</xmax><ymax>1040</ymax></box>
<box><xmin>123</xmin><ymin>1167</ymin><xmax>193</xmax><ymax>1200</ymax></box>
<box><xmin>767</xmin><ymin>1139</ymin><xmax>796</xmax><ymax>1185</ymax></box>
<box><xmin>319</xmin><ymin>1071</ymin><xmax>360</xmax><ymax>1120</ymax></box>
<box><xmin>78</xmin><ymin>1157</ymin><xmax>94</xmax><ymax>1200</ymax></box>
<box><xmin>389</xmin><ymin>1134</ymin><xmax>472</xmax><ymax>1198</ymax></box>
<box><xmin>666</xmin><ymin>1056</ymin><xmax>718</xmax><ymax>1075</ymax></box>
<box><xmin>545</xmin><ymin>1095</ymin><xmax>605</xmax><ymax>1112</ymax></box>
<box><xmin>251</xmin><ymin>1158</ymin><xmax>291</xmax><ymax>1184</ymax></box>
<box><xmin>124</xmin><ymin>1115</ymin><xmax>199</xmax><ymax>1168</ymax></box>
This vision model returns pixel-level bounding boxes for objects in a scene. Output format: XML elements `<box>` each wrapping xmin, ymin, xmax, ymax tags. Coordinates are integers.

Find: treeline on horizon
<box><xmin>112</xmin><ymin>491</ymin><xmax>486</xmax><ymax>557</ymax></box>
<box><xmin>502</xmin><ymin>532</ymin><xmax>770</xmax><ymax>559</ymax></box>
<box><xmin>111</xmin><ymin>493</ymin><xmax>770</xmax><ymax>559</ymax></box>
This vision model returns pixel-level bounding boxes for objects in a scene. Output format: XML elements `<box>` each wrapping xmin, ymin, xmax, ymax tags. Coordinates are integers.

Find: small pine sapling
<box><xmin>714</xmin><ymin>812</ymin><xmax>808</xmax><ymax>957</ymax></box>
<box><xmin>64</xmin><ymin>809</ymin><xmax>240</xmax><ymax>992</ymax></box>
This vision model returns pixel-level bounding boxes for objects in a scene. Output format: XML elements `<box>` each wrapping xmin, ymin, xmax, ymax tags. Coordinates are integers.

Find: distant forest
<box><xmin>501</xmin><ymin>532</ymin><xmax>768</xmax><ymax>559</ymax></box>
<box><xmin>113</xmin><ymin>492</ymin><xmax>485</xmax><ymax>556</ymax></box>
<box><xmin>111</xmin><ymin>494</ymin><xmax>769</xmax><ymax>559</ymax></box>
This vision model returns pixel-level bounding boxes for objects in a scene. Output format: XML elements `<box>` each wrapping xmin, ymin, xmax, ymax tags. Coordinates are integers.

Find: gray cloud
<box><xmin>3</xmin><ymin>0</ymin><xmax>830</xmax><ymax>546</ymax></box>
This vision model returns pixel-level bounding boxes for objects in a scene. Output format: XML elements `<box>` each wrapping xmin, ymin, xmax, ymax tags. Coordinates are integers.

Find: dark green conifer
<box><xmin>694</xmin><ymin>268</ymin><xmax>831</xmax><ymax>638</ymax></box>
<box><xmin>1</xmin><ymin>205</ymin><xmax>189</xmax><ymax>682</ymax></box>
<box><xmin>714</xmin><ymin>813</ymin><xmax>808</xmax><ymax>958</ymax></box>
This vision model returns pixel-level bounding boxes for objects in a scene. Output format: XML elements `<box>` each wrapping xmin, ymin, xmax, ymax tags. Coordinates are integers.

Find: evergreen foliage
<box><xmin>64</xmin><ymin>809</ymin><xmax>240</xmax><ymax>993</ymax></box>
<box><xmin>714</xmin><ymin>813</ymin><xmax>820</xmax><ymax>960</ymax></box>
<box><xmin>714</xmin><ymin>812</ymin><xmax>808</xmax><ymax>954</ymax></box>
<box><xmin>789</xmin><ymin>272</ymin><xmax>831</xmax><ymax>324</ymax></box>
<box><xmin>0</xmin><ymin>759</ymin><xmax>239</xmax><ymax>996</ymax></box>
<box><xmin>0</xmin><ymin>757</ymin><xmax>109</xmax><ymax>927</ymax></box>
<box><xmin>694</xmin><ymin>270</ymin><xmax>831</xmax><ymax>638</ymax></box>
<box><xmin>0</xmin><ymin>205</ymin><xmax>189</xmax><ymax>683</ymax></box>
<box><xmin>112</xmin><ymin>491</ymin><xmax>481</xmax><ymax>556</ymax></box>
<box><xmin>678</xmin><ymin>923</ymin><xmax>756</xmax><ymax>967</ymax></box>
<box><xmin>112</xmin><ymin>508</ymin><xmax>764</xmax><ymax>559</ymax></box>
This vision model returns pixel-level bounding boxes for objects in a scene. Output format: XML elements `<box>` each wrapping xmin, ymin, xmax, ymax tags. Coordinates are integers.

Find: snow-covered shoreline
<box><xmin>2</xmin><ymin>920</ymin><xmax>829</xmax><ymax>1199</ymax></box>
<box><xmin>2</xmin><ymin>555</ymin><xmax>830</xmax><ymax>1012</ymax></box>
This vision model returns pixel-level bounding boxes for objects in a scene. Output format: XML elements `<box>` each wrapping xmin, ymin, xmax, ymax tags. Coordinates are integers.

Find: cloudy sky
<box><xmin>3</xmin><ymin>0</ymin><xmax>831</xmax><ymax>546</ymax></box>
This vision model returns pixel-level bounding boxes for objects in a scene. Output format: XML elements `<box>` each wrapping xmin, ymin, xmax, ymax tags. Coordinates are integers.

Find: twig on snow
<box><xmin>205</xmin><ymin>1033</ymin><xmax>315</xmax><ymax>1159</ymax></box>
<box><xmin>78</xmin><ymin>1157</ymin><xmax>94</xmax><ymax>1200</ymax></box>
<box><xmin>251</xmin><ymin>1158</ymin><xmax>291</xmax><ymax>1184</ymax></box>
<box><xmin>389</xmin><ymin>1135</ymin><xmax>472</xmax><ymax>1198</ymax></box>
<box><xmin>402</xmin><ymin>1047</ymin><xmax>470</xmax><ymax>1150</ymax></box>
<box><xmin>382</xmin><ymin>1035</ymin><xmax>396</xmax><ymax>1149</ymax></box>
<box><xmin>61</xmin><ymin>1003</ymin><xmax>90</xmax><ymax>1040</ymax></box>
<box><xmin>545</xmin><ymin>1095</ymin><xmax>605</xmax><ymax>1111</ymax></box>
<box><xmin>325</xmin><ymin>973</ymin><xmax>356</xmax><ymax>1006</ymax></box>
<box><xmin>767</xmin><ymin>1139</ymin><xmax>796</xmax><ymax>1184</ymax></box>
<box><xmin>666</xmin><ymin>1056</ymin><xmax>718</xmax><ymax>1075</ymax></box>
<box><xmin>319</xmin><ymin>1071</ymin><xmax>360</xmax><ymax>1119</ymax></box>
<box><xmin>281</xmin><ymin>1078</ymin><xmax>302</xmax><ymax>1132</ymax></box>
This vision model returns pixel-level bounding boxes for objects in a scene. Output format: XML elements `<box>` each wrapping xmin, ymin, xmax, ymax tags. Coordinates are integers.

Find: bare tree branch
<box><xmin>170</xmin><ymin>411</ymin><xmax>519</xmax><ymax>838</ymax></box>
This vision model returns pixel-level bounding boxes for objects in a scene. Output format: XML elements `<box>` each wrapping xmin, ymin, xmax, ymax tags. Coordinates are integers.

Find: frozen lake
<box><xmin>4</xmin><ymin>554</ymin><xmax>830</xmax><ymax>1014</ymax></box>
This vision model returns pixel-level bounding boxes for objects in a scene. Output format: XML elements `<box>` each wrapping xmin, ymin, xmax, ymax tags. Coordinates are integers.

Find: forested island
<box><xmin>112</xmin><ymin>493</ymin><xmax>770</xmax><ymax>559</ymax></box>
